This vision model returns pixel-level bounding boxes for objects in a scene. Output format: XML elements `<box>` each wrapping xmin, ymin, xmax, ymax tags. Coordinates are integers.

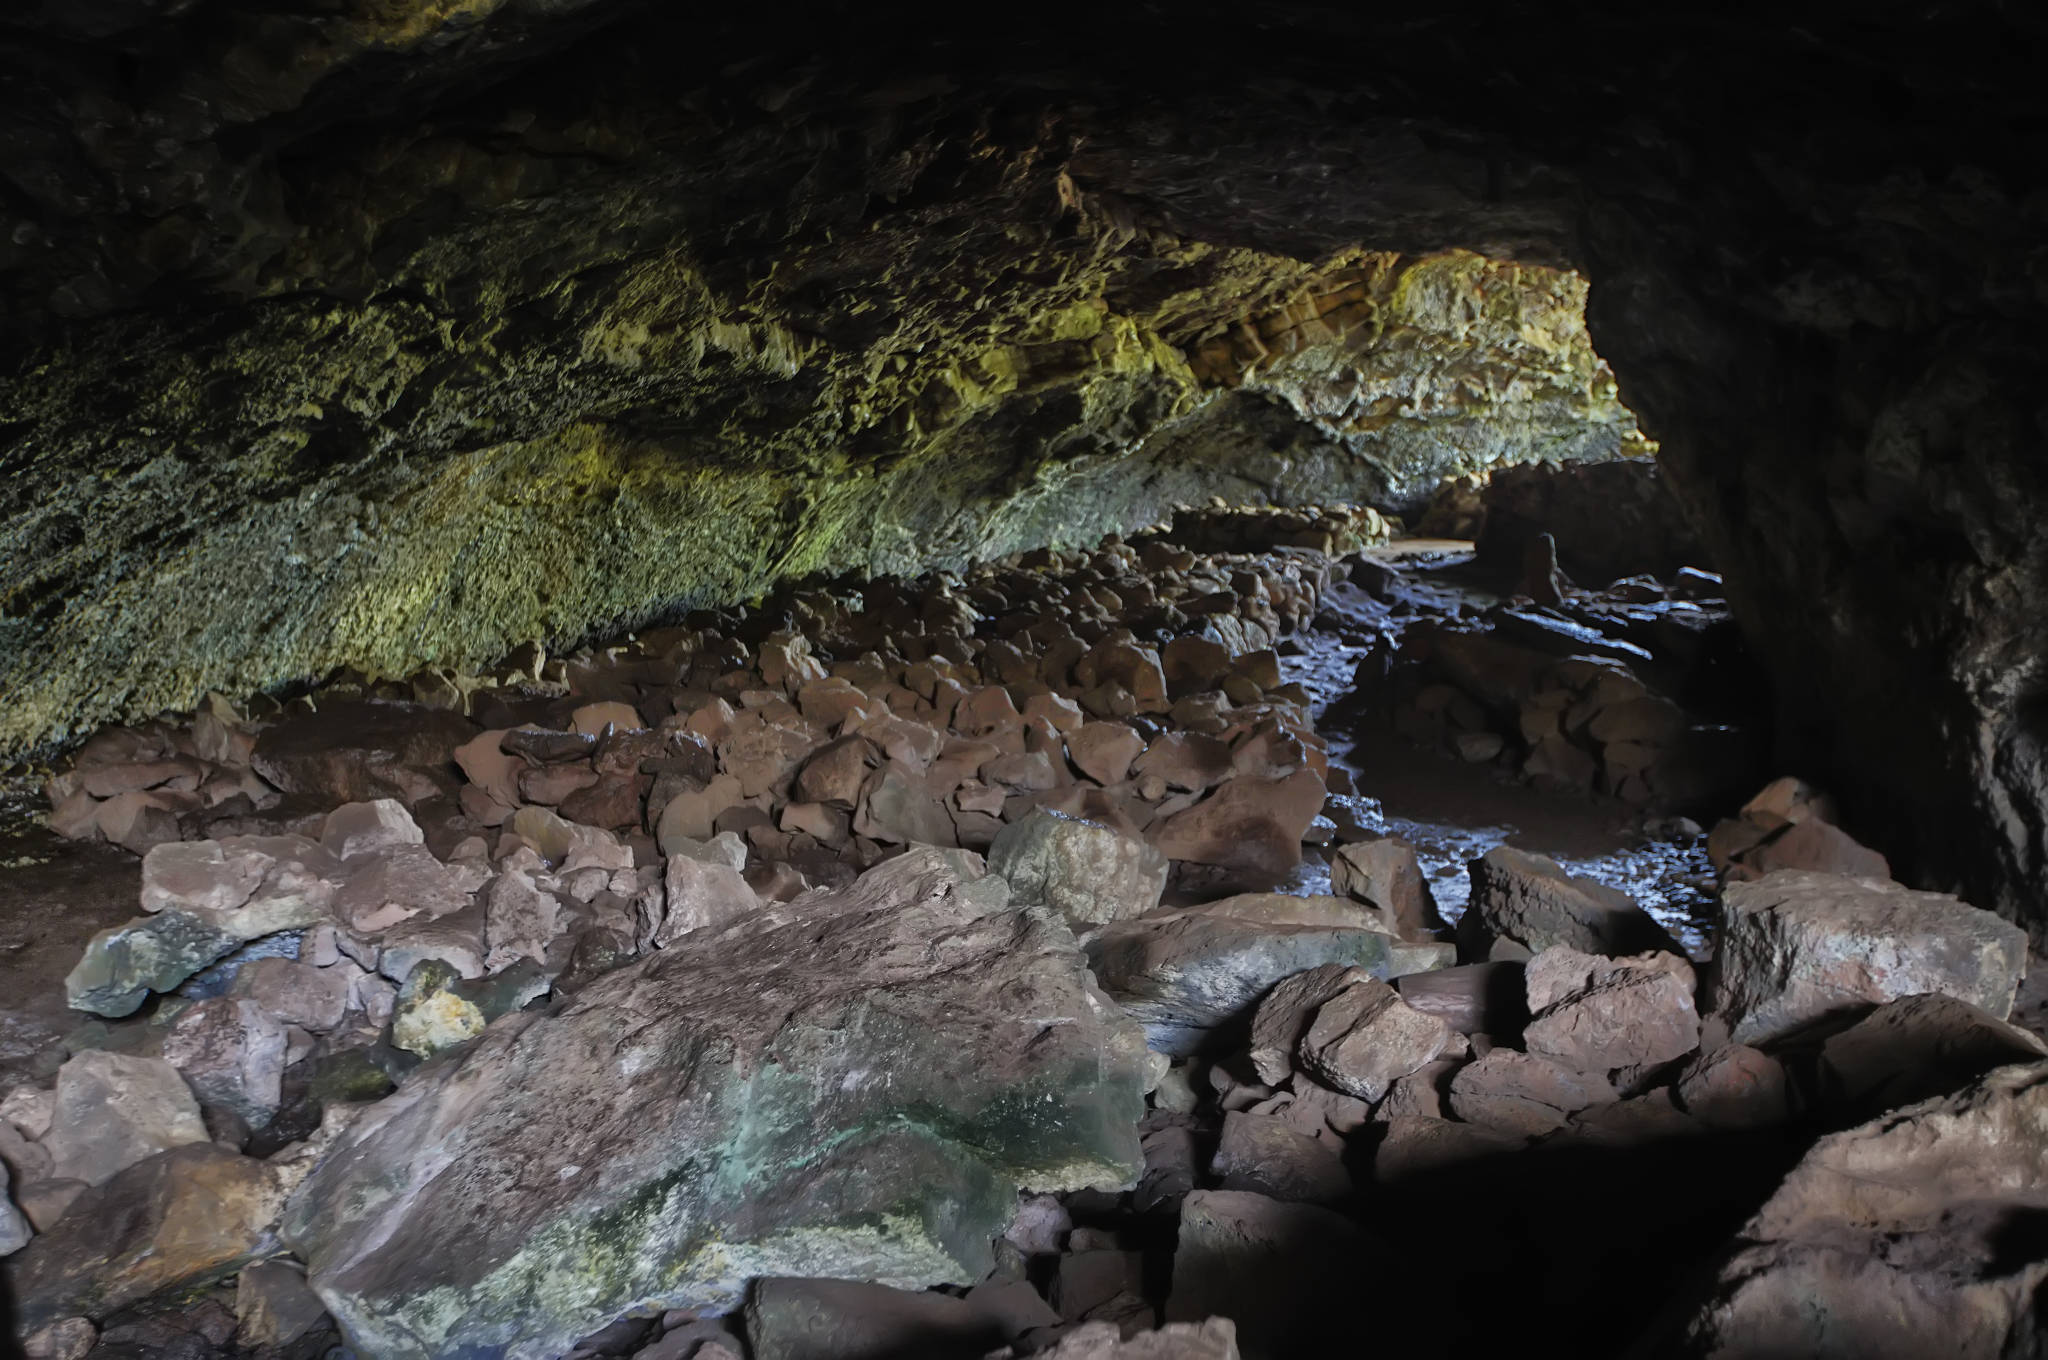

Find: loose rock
<box><xmin>988</xmin><ymin>808</ymin><xmax>1167</xmax><ymax>928</ymax></box>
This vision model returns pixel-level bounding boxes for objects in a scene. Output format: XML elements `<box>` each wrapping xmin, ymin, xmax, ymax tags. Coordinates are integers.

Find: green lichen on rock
<box><xmin>0</xmin><ymin>46</ymin><xmax>1637</xmax><ymax>754</ymax></box>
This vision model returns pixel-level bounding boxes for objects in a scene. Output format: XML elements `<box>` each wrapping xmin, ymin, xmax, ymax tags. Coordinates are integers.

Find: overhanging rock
<box><xmin>283</xmin><ymin>849</ymin><xmax>1147</xmax><ymax>1360</ymax></box>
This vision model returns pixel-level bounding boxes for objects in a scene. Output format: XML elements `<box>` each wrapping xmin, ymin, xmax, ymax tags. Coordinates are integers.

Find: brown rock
<box><xmin>657</xmin><ymin>772</ymin><xmax>746</xmax><ymax>846</ymax></box>
<box><xmin>1132</xmin><ymin>732</ymin><xmax>1235</xmax><ymax>794</ymax></box>
<box><xmin>854</xmin><ymin>761</ymin><xmax>958</xmax><ymax>847</ymax></box>
<box><xmin>1023</xmin><ymin>692</ymin><xmax>1085</xmax><ymax>733</ymax></box>
<box><xmin>1395</xmin><ymin>962</ymin><xmax>1528</xmax><ymax>1036</ymax></box>
<box><xmin>1150</xmin><ymin>771</ymin><xmax>1325</xmax><ymax>878</ymax></box>
<box><xmin>453</xmin><ymin>730</ymin><xmax>523</xmax><ymax>809</ymax></box>
<box><xmin>1248</xmin><ymin>964</ymin><xmax>1358</xmax><ymax>1086</ymax></box>
<box><xmin>1067</xmin><ymin>723</ymin><xmax>1145</xmax><ymax>786</ymax></box>
<box><xmin>1460</xmin><ymin>845</ymin><xmax>1680</xmax><ymax>958</ymax></box>
<box><xmin>1329</xmin><ymin>837</ymin><xmax>1438</xmax><ymax>939</ymax></box>
<box><xmin>1209</xmin><ymin>1111</ymin><xmax>1351</xmax><ymax>1205</ymax></box>
<box><xmin>1819</xmin><ymin>992</ymin><xmax>2048</xmax><ymax>1112</ymax></box>
<box><xmin>1554</xmin><ymin>1087</ymin><xmax>1705</xmax><ymax>1149</ymax></box>
<box><xmin>1448</xmin><ymin>1049</ymin><xmax>1616</xmax><ymax>1137</ymax></box>
<box><xmin>1676</xmin><ymin>1044</ymin><xmax>1791</xmax><ymax>1131</ymax></box>
<box><xmin>94</xmin><ymin>792</ymin><xmax>180</xmax><ymax>856</ymax></box>
<box><xmin>657</xmin><ymin>856</ymin><xmax>759</xmax><ymax>945</ymax></box>
<box><xmin>10</xmin><ymin>1143</ymin><xmax>285</xmax><ymax>1330</ymax></box>
<box><xmin>1734</xmin><ymin>818</ymin><xmax>1891</xmax><ymax>880</ymax></box>
<box><xmin>558</xmin><ymin>773</ymin><xmax>648</xmax><ymax>830</ymax></box>
<box><xmin>227</xmin><ymin>957</ymin><xmax>351</xmax><ymax>1032</ymax></box>
<box><xmin>1161</xmin><ymin>637</ymin><xmax>1232</xmax><ymax>693</ymax></box>
<box><xmin>1296</xmin><ymin>973</ymin><xmax>1451</xmax><ymax>1102</ymax></box>
<box><xmin>1521</xmin><ymin>946</ymin><xmax>1700</xmax><ymax>1077</ymax></box>
<box><xmin>251</xmin><ymin>700</ymin><xmax>476</xmax><ymax>807</ymax></box>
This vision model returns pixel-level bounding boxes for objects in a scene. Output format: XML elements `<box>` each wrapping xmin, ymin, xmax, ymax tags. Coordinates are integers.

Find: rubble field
<box><xmin>5</xmin><ymin>500</ymin><xmax>2045</xmax><ymax>1360</ymax></box>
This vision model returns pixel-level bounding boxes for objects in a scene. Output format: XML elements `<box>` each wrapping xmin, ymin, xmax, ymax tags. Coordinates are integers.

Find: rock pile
<box><xmin>8</xmin><ymin>515</ymin><xmax>2048</xmax><ymax>1360</ymax></box>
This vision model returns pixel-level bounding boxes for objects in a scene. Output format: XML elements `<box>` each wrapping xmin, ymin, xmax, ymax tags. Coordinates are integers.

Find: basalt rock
<box><xmin>283</xmin><ymin>849</ymin><xmax>1147</xmax><ymax>1360</ymax></box>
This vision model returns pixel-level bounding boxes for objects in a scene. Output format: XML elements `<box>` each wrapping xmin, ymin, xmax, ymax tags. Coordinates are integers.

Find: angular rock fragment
<box><xmin>322</xmin><ymin>799</ymin><xmax>427</xmax><ymax>860</ymax></box>
<box><xmin>1713</xmin><ymin>870</ymin><xmax>2028</xmax><ymax>1046</ymax></box>
<box><xmin>251</xmin><ymin>701</ymin><xmax>476</xmax><ymax>807</ymax></box>
<box><xmin>1521</xmin><ymin>946</ymin><xmax>1699</xmax><ymax>1077</ymax></box>
<box><xmin>746</xmin><ymin>1276</ymin><xmax>1039</xmax><ymax>1360</ymax></box>
<box><xmin>1819</xmin><ymin>992</ymin><xmax>2048</xmax><ymax>1112</ymax></box>
<box><xmin>988</xmin><ymin>808</ymin><xmax>1167</xmax><ymax>928</ymax></box>
<box><xmin>160</xmin><ymin>997</ymin><xmax>288</xmax><ymax>1128</ymax></box>
<box><xmin>1247</xmin><ymin>964</ymin><xmax>1357</xmax><ymax>1086</ymax></box>
<box><xmin>237</xmin><ymin>1260</ymin><xmax>331</xmax><ymax>1348</ymax></box>
<box><xmin>42</xmin><ymin>1051</ymin><xmax>209</xmax><ymax>1187</ymax></box>
<box><xmin>1395</xmin><ymin>962</ymin><xmax>1527</xmax><ymax>1036</ymax></box>
<box><xmin>1328</xmin><ymin>837</ymin><xmax>1438</xmax><ymax>939</ymax></box>
<box><xmin>228</xmin><ymin>956</ymin><xmax>351</xmax><ymax>1032</ymax></box>
<box><xmin>140</xmin><ymin>840</ymin><xmax>270</xmax><ymax>914</ymax></box>
<box><xmin>1086</xmin><ymin>910</ymin><xmax>1447</xmax><ymax>1055</ymax></box>
<box><xmin>1460</xmin><ymin>846</ymin><xmax>1679</xmax><ymax>958</ymax></box>
<box><xmin>657</xmin><ymin>853</ymin><xmax>760</xmax><ymax>945</ymax></box>
<box><xmin>10</xmin><ymin>1143</ymin><xmax>286</xmax><ymax>1331</ymax></box>
<box><xmin>1296</xmin><ymin>973</ymin><xmax>1451</xmax><ymax>1102</ymax></box>
<box><xmin>0</xmin><ymin>1161</ymin><xmax>29</xmax><ymax>1255</ymax></box>
<box><xmin>285</xmin><ymin>849</ymin><xmax>1146</xmax><ymax>1360</ymax></box>
<box><xmin>1675</xmin><ymin>1045</ymin><xmax>1790</xmax><ymax>1131</ymax></box>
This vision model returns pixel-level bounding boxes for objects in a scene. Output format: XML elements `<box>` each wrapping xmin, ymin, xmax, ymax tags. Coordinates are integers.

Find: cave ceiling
<box><xmin>3</xmin><ymin>1</ymin><xmax>2048</xmax><ymax>927</ymax></box>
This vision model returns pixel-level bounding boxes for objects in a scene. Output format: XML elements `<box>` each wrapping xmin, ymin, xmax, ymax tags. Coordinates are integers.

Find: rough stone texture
<box><xmin>159</xmin><ymin>996</ymin><xmax>289</xmax><ymax>1128</ymax></box>
<box><xmin>1676</xmin><ymin>1046</ymin><xmax>1791</xmax><ymax>1132</ymax></box>
<box><xmin>1448</xmin><ymin>1050</ymin><xmax>1616</xmax><ymax>1139</ymax></box>
<box><xmin>1460</xmin><ymin>847</ymin><xmax>1679</xmax><ymax>959</ymax></box>
<box><xmin>1819</xmin><ymin>993</ymin><xmax>2048</xmax><ymax>1114</ymax></box>
<box><xmin>987</xmin><ymin>809</ymin><xmax>1167</xmax><ymax>929</ymax></box>
<box><xmin>1714</xmin><ymin>870</ymin><xmax>2029</xmax><ymax>1047</ymax></box>
<box><xmin>1208</xmin><ymin>1111</ymin><xmax>1351</xmax><ymax>1206</ymax></box>
<box><xmin>1295</xmin><ymin>974</ymin><xmax>1450</xmax><ymax>1102</ymax></box>
<box><xmin>1327</xmin><ymin>838</ymin><xmax>1437</xmax><ymax>940</ymax></box>
<box><xmin>1085</xmin><ymin>910</ymin><xmax>1447</xmax><ymax>1056</ymax></box>
<box><xmin>1247</xmin><ymin>963</ymin><xmax>1357</xmax><ymax>1087</ymax></box>
<box><xmin>283</xmin><ymin>849</ymin><xmax>1146</xmax><ymax>1360</ymax></box>
<box><xmin>1372</xmin><ymin>1116</ymin><xmax>1527</xmax><ymax>1182</ymax></box>
<box><xmin>1656</xmin><ymin>1062</ymin><xmax>2048</xmax><ymax>1359</ymax></box>
<box><xmin>1149</xmin><ymin>772</ymin><xmax>1326</xmax><ymax>879</ymax></box>
<box><xmin>10</xmin><ymin>1143</ymin><xmax>287</xmax><ymax>1330</ymax></box>
<box><xmin>42</xmin><ymin>1050</ymin><xmax>209</xmax><ymax>1187</ymax></box>
<box><xmin>1521</xmin><ymin>947</ymin><xmax>1699</xmax><ymax>1077</ymax></box>
<box><xmin>1034</xmin><ymin>1320</ymin><xmax>1239</xmax><ymax>1360</ymax></box>
<box><xmin>0</xmin><ymin>1160</ymin><xmax>29</xmax><ymax>1256</ymax></box>
<box><xmin>237</xmin><ymin>1261</ymin><xmax>332</xmax><ymax>1349</ymax></box>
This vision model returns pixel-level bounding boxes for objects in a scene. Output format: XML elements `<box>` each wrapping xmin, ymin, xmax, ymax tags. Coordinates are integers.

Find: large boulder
<box><xmin>10</xmin><ymin>1143</ymin><xmax>287</xmax><ymax>1330</ymax></box>
<box><xmin>1085</xmin><ymin>907</ymin><xmax>1450</xmax><ymax>1055</ymax></box>
<box><xmin>283</xmin><ymin>849</ymin><xmax>1147</xmax><ymax>1360</ymax></box>
<box><xmin>1164</xmin><ymin>1189</ymin><xmax>1380</xmax><ymax>1359</ymax></box>
<box><xmin>1651</xmin><ymin>1062</ymin><xmax>2048</xmax><ymax>1358</ymax></box>
<box><xmin>1713</xmin><ymin>870</ymin><xmax>2028</xmax><ymax>1046</ymax></box>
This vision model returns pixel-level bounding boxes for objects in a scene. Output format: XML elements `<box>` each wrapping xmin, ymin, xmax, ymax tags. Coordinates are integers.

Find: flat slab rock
<box><xmin>283</xmin><ymin>848</ymin><xmax>1148</xmax><ymax>1360</ymax></box>
<box><xmin>1713</xmin><ymin>869</ymin><xmax>2028</xmax><ymax>1046</ymax></box>
<box><xmin>1085</xmin><ymin>906</ymin><xmax>1451</xmax><ymax>1056</ymax></box>
<box><xmin>1656</xmin><ymin>1061</ymin><xmax>2048</xmax><ymax>1358</ymax></box>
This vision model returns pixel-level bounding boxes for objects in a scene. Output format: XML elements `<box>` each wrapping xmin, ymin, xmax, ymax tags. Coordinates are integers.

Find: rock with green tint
<box><xmin>390</xmin><ymin>958</ymin><xmax>548</xmax><ymax>1058</ymax></box>
<box><xmin>1085</xmin><ymin>907</ymin><xmax>1454</xmax><ymax>1056</ymax></box>
<box><xmin>283</xmin><ymin>847</ymin><xmax>1147</xmax><ymax>1360</ymax></box>
<box><xmin>66</xmin><ymin>911</ymin><xmax>246</xmax><ymax>1018</ymax></box>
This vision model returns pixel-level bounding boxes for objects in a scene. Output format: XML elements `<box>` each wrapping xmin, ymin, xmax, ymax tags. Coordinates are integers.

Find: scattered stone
<box><xmin>1819</xmin><ymin>992</ymin><xmax>2048</xmax><ymax>1112</ymax></box>
<box><xmin>160</xmin><ymin>997</ymin><xmax>288</xmax><ymax>1128</ymax></box>
<box><xmin>1713</xmin><ymin>869</ymin><xmax>2028</xmax><ymax>1046</ymax></box>
<box><xmin>10</xmin><ymin>1143</ymin><xmax>286</xmax><ymax>1330</ymax></box>
<box><xmin>1296</xmin><ymin>973</ymin><xmax>1451</xmax><ymax>1102</ymax></box>
<box><xmin>236</xmin><ymin>1260</ymin><xmax>330</xmax><ymax>1348</ymax></box>
<box><xmin>390</xmin><ymin>959</ymin><xmax>489</xmax><ymax>1057</ymax></box>
<box><xmin>1448</xmin><ymin>1049</ymin><xmax>1616</xmax><ymax>1138</ymax></box>
<box><xmin>1675</xmin><ymin>1045</ymin><xmax>1791</xmax><ymax>1131</ymax></box>
<box><xmin>227</xmin><ymin>956</ymin><xmax>351</xmax><ymax>1032</ymax></box>
<box><xmin>1554</xmin><ymin>1087</ymin><xmax>1705</xmax><ymax>1149</ymax></box>
<box><xmin>1328</xmin><ymin>837</ymin><xmax>1438</xmax><ymax>939</ymax></box>
<box><xmin>1210</xmin><ymin>1110</ymin><xmax>1351</xmax><ymax>1205</ymax></box>
<box><xmin>321</xmin><ymin>798</ymin><xmax>427</xmax><ymax>860</ymax></box>
<box><xmin>1733</xmin><ymin>818</ymin><xmax>1890</xmax><ymax>881</ymax></box>
<box><xmin>1003</xmin><ymin>1193</ymin><xmax>1073</xmax><ymax>1256</ymax></box>
<box><xmin>1051</xmin><ymin>1245</ymin><xmax>1148</xmax><ymax>1323</ymax></box>
<box><xmin>1247</xmin><ymin>964</ymin><xmax>1358</xmax><ymax>1086</ymax></box>
<box><xmin>1165</xmin><ymin>1189</ymin><xmax>1379</xmax><ymax>1358</ymax></box>
<box><xmin>658</xmin><ymin>853</ymin><xmax>760</xmax><ymax>944</ymax></box>
<box><xmin>2</xmin><ymin>1082</ymin><xmax>56</xmax><ymax>1140</ymax></box>
<box><xmin>988</xmin><ymin>809</ymin><xmax>1167</xmax><ymax>928</ymax></box>
<box><xmin>285</xmin><ymin>849</ymin><xmax>1147</xmax><ymax>1359</ymax></box>
<box><xmin>1460</xmin><ymin>846</ymin><xmax>1680</xmax><ymax>958</ymax></box>
<box><xmin>140</xmin><ymin>840</ymin><xmax>270</xmax><ymax>914</ymax></box>
<box><xmin>42</xmin><ymin>1050</ymin><xmax>208</xmax><ymax>1187</ymax></box>
<box><xmin>1373</xmin><ymin>1115</ymin><xmax>1526</xmax><ymax>1181</ymax></box>
<box><xmin>1521</xmin><ymin>946</ymin><xmax>1699</xmax><ymax>1077</ymax></box>
<box><xmin>1087</xmin><ymin>910</ymin><xmax>1448</xmax><ymax>1055</ymax></box>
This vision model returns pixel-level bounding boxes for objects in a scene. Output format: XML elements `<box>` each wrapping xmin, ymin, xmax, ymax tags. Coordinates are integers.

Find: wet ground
<box><xmin>1283</xmin><ymin>544</ymin><xmax>1724</xmax><ymax>958</ymax></box>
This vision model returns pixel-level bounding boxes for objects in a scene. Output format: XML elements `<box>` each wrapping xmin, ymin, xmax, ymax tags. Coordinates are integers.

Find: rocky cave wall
<box><xmin>1</xmin><ymin>2</ymin><xmax>2045</xmax><ymax>934</ymax></box>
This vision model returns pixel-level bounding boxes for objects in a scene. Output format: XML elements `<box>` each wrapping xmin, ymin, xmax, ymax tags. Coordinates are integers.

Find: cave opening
<box><xmin>2</xmin><ymin>3</ymin><xmax>2045</xmax><ymax>1359</ymax></box>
